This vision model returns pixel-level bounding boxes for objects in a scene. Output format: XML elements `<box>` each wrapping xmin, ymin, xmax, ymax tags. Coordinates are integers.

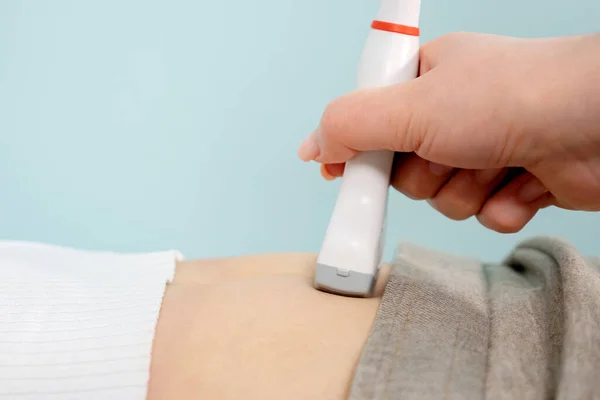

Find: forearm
<box><xmin>147</xmin><ymin>254</ymin><xmax>390</xmax><ymax>400</ymax></box>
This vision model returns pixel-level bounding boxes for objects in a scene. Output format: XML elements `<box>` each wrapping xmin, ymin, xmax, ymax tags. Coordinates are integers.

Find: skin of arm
<box><xmin>147</xmin><ymin>253</ymin><xmax>391</xmax><ymax>400</ymax></box>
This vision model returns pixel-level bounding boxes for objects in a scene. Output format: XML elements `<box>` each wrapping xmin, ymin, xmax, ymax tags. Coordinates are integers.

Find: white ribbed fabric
<box><xmin>0</xmin><ymin>241</ymin><xmax>182</xmax><ymax>399</ymax></box>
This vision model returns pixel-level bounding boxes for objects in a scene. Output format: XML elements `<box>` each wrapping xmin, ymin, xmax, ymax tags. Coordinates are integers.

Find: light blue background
<box><xmin>0</xmin><ymin>0</ymin><xmax>598</xmax><ymax>262</ymax></box>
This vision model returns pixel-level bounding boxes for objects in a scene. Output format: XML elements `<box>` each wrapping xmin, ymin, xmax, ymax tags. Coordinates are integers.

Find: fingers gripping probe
<box><xmin>314</xmin><ymin>0</ymin><xmax>421</xmax><ymax>297</ymax></box>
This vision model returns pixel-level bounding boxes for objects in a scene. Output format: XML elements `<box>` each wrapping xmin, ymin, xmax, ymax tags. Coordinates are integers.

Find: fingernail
<box><xmin>475</xmin><ymin>168</ymin><xmax>504</xmax><ymax>184</ymax></box>
<box><xmin>298</xmin><ymin>131</ymin><xmax>320</xmax><ymax>162</ymax></box>
<box><xmin>517</xmin><ymin>177</ymin><xmax>547</xmax><ymax>203</ymax></box>
<box><xmin>502</xmin><ymin>201</ymin><xmax>532</xmax><ymax>223</ymax></box>
<box><xmin>320</xmin><ymin>164</ymin><xmax>336</xmax><ymax>181</ymax></box>
<box><xmin>478</xmin><ymin>200</ymin><xmax>531</xmax><ymax>233</ymax></box>
<box><xmin>428</xmin><ymin>162</ymin><xmax>453</xmax><ymax>176</ymax></box>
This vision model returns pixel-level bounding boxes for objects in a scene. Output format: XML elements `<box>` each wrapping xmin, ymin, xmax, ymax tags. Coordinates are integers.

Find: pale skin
<box><xmin>298</xmin><ymin>32</ymin><xmax>600</xmax><ymax>233</ymax></box>
<box><xmin>147</xmin><ymin>253</ymin><xmax>391</xmax><ymax>400</ymax></box>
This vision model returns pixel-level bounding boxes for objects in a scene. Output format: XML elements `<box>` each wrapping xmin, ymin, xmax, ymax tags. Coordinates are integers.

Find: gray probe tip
<box><xmin>314</xmin><ymin>263</ymin><xmax>376</xmax><ymax>298</ymax></box>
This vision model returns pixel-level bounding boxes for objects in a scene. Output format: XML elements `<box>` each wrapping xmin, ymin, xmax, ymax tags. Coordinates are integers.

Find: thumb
<box><xmin>298</xmin><ymin>81</ymin><xmax>423</xmax><ymax>164</ymax></box>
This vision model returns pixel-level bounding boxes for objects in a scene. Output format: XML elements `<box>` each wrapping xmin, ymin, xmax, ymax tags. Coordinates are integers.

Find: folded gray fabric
<box><xmin>349</xmin><ymin>236</ymin><xmax>600</xmax><ymax>400</ymax></box>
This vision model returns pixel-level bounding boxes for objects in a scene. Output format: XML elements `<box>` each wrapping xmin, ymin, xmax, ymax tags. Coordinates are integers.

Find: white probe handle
<box><xmin>315</xmin><ymin>0</ymin><xmax>421</xmax><ymax>296</ymax></box>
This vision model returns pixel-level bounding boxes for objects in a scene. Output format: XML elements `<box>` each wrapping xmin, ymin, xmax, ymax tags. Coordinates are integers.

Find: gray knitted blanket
<box><xmin>349</xmin><ymin>237</ymin><xmax>600</xmax><ymax>400</ymax></box>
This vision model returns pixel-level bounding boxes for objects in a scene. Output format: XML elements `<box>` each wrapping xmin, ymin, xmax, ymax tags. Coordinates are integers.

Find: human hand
<box><xmin>298</xmin><ymin>32</ymin><xmax>600</xmax><ymax>233</ymax></box>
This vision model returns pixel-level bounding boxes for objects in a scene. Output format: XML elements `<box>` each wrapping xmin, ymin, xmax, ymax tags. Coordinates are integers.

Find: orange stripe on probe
<box><xmin>371</xmin><ymin>20</ymin><xmax>420</xmax><ymax>36</ymax></box>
